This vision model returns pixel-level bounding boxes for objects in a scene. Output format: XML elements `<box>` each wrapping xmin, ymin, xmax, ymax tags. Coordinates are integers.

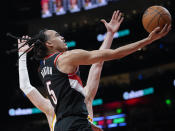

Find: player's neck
<box><xmin>47</xmin><ymin>49</ymin><xmax>59</xmax><ymax>56</ymax></box>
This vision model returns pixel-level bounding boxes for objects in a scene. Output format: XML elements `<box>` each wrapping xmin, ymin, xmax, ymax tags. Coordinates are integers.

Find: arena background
<box><xmin>1</xmin><ymin>0</ymin><xmax>175</xmax><ymax>130</ymax></box>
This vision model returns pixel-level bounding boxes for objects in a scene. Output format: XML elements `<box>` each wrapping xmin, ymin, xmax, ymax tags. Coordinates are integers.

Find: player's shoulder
<box><xmin>66</xmin><ymin>49</ymin><xmax>86</xmax><ymax>53</ymax></box>
<box><xmin>61</xmin><ymin>49</ymin><xmax>87</xmax><ymax>57</ymax></box>
<box><xmin>56</xmin><ymin>49</ymin><xmax>87</xmax><ymax>66</ymax></box>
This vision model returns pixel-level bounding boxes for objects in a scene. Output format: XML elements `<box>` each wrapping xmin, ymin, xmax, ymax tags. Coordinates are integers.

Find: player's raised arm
<box><xmin>59</xmin><ymin>24</ymin><xmax>171</xmax><ymax>68</ymax></box>
<box><xmin>84</xmin><ymin>10</ymin><xmax>124</xmax><ymax>118</ymax></box>
<box><xmin>18</xmin><ymin>36</ymin><xmax>54</xmax><ymax>121</ymax></box>
<box><xmin>99</xmin><ymin>10</ymin><xmax>124</xmax><ymax>50</ymax></box>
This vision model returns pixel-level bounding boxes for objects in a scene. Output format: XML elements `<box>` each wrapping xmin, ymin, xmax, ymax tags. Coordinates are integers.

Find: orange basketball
<box><xmin>142</xmin><ymin>6</ymin><xmax>171</xmax><ymax>33</ymax></box>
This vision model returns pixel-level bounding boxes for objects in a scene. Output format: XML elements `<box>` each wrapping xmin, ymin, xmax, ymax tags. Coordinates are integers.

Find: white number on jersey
<box><xmin>46</xmin><ymin>81</ymin><xmax>57</xmax><ymax>105</ymax></box>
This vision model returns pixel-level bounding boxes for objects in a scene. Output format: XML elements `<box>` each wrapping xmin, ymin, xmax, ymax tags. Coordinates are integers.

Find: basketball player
<box><xmin>18</xmin><ymin>10</ymin><xmax>124</xmax><ymax>131</ymax></box>
<box><xmin>18</xmin><ymin>37</ymin><xmax>106</xmax><ymax>131</ymax></box>
<box><xmin>19</xmin><ymin>10</ymin><xmax>171</xmax><ymax>130</ymax></box>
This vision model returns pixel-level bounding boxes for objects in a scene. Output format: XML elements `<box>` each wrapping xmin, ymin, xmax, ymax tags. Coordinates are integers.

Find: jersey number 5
<box><xmin>46</xmin><ymin>81</ymin><xmax>57</xmax><ymax>105</ymax></box>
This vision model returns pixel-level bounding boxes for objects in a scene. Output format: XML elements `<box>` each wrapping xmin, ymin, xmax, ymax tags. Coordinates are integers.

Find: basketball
<box><xmin>142</xmin><ymin>6</ymin><xmax>171</xmax><ymax>33</ymax></box>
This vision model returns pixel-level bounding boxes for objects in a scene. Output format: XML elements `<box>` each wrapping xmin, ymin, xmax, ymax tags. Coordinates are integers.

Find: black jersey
<box><xmin>39</xmin><ymin>52</ymin><xmax>88</xmax><ymax>121</ymax></box>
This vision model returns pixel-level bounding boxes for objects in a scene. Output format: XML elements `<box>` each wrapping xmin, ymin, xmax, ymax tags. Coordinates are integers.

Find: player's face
<box><xmin>45</xmin><ymin>30</ymin><xmax>68</xmax><ymax>52</ymax></box>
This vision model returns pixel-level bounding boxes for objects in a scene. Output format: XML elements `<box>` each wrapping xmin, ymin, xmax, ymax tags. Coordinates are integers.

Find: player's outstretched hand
<box><xmin>101</xmin><ymin>10</ymin><xmax>124</xmax><ymax>34</ymax></box>
<box><xmin>18</xmin><ymin>35</ymin><xmax>33</xmax><ymax>53</ymax></box>
<box><xmin>147</xmin><ymin>24</ymin><xmax>171</xmax><ymax>42</ymax></box>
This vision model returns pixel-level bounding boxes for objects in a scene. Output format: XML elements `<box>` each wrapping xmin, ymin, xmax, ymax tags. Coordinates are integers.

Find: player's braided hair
<box><xmin>27</xmin><ymin>29</ymin><xmax>49</xmax><ymax>60</ymax></box>
<box><xmin>6</xmin><ymin>29</ymin><xmax>49</xmax><ymax>60</ymax></box>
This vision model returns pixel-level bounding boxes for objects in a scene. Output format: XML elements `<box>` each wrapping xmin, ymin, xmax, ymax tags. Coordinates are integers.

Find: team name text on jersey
<box><xmin>41</xmin><ymin>66</ymin><xmax>52</xmax><ymax>78</ymax></box>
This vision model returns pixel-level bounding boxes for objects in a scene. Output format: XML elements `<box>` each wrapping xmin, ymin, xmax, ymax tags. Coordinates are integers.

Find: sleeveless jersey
<box><xmin>38</xmin><ymin>52</ymin><xmax>88</xmax><ymax>121</ymax></box>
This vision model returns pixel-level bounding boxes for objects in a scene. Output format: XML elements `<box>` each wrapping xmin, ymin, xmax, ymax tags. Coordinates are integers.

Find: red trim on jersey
<box><xmin>54</xmin><ymin>52</ymin><xmax>63</xmax><ymax>67</ymax></box>
<box><xmin>68</xmin><ymin>67</ymin><xmax>79</xmax><ymax>76</ymax></box>
<box><xmin>68</xmin><ymin>74</ymin><xmax>83</xmax><ymax>87</ymax></box>
<box><xmin>44</xmin><ymin>52</ymin><xmax>60</xmax><ymax>60</ymax></box>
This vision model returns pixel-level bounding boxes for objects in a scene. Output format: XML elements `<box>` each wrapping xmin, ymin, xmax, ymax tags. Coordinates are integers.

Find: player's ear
<box><xmin>45</xmin><ymin>41</ymin><xmax>53</xmax><ymax>47</ymax></box>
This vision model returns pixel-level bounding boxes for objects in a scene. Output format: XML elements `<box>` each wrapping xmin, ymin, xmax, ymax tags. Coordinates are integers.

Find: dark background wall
<box><xmin>1</xmin><ymin>0</ymin><xmax>175</xmax><ymax>130</ymax></box>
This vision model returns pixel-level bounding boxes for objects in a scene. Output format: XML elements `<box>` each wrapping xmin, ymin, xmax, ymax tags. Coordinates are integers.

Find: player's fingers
<box><xmin>166</xmin><ymin>24</ymin><xmax>171</xmax><ymax>32</ymax></box>
<box><xmin>117</xmin><ymin>12</ymin><xmax>122</xmax><ymax>21</ymax></box>
<box><xmin>25</xmin><ymin>35</ymin><xmax>28</xmax><ymax>39</ymax></box>
<box><xmin>112</xmin><ymin>11</ymin><xmax>116</xmax><ymax>20</ymax></box>
<box><xmin>22</xmin><ymin>36</ymin><xmax>26</xmax><ymax>44</ymax></box>
<box><xmin>114</xmin><ymin>10</ymin><xmax>119</xmax><ymax>20</ymax></box>
<box><xmin>24</xmin><ymin>36</ymin><xmax>27</xmax><ymax>42</ymax></box>
<box><xmin>25</xmin><ymin>35</ymin><xmax>30</xmax><ymax>42</ymax></box>
<box><xmin>152</xmin><ymin>26</ymin><xmax>161</xmax><ymax>34</ymax></box>
<box><xmin>117</xmin><ymin>12</ymin><xmax>123</xmax><ymax>22</ymax></box>
<box><xmin>119</xmin><ymin>16</ymin><xmax>124</xmax><ymax>24</ymax></box>
<box><xmin>168</xmin><ymin>24</ymin><xmax>172</xmax><ymax>32</ymax></box>
<box><xmin>162</xmin><ymin>24</ymin><xmax>171</xmax><ymax>36</ymax></box>
<box><xmin>160</xmin><ymin>24</ymin><xmax>168</xmax><ymax>34</ymax></box>
<box><xmin>101</xmin><ymin>19</ymin><xmax>107</xmax><ymax>25</ymax></box>
<box><xmin>21</xmin><ymin>36</ymin><xmax>25</xmax><ymax>43</ymax></box>
<box><xmin>18</xmin><ymin>39</ymin><xmax>20</xmax><ymax>44</ymax></box>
